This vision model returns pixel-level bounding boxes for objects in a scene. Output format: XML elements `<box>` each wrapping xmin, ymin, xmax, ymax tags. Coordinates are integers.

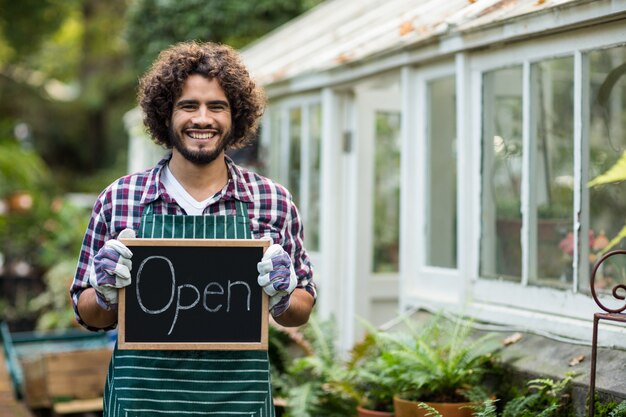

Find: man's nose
<box><xmin>191</xmin><ymin>107</ymin><xmax>213</xmax><ymax>126</ymax></box>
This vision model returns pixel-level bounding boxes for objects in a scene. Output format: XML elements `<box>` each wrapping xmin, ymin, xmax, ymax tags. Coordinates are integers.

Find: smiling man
<box><xmin>170</xmin><ymin>75</ymin><xmax>231</xmax><ymax>165</ymax></box>
<box><xmin>70</xmin><ymin>42</ymin><xmax>316</xmax><ymax>417</ymax></box>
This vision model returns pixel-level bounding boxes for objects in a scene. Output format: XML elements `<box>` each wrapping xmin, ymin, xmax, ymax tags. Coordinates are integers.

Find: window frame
<box><xmin>262</xmin><ymin>94</ymin><xmax>323</xmax><ymax>254</ymax></box>
<box><xmin>411</xmin><ymin>62</ymin><xmax>462</xmax><ymax>302</ymax></box>
<box><xmin>402</xmin><ymin>20</ymin><xmax>626</xmax><ymax>346</ymax></box>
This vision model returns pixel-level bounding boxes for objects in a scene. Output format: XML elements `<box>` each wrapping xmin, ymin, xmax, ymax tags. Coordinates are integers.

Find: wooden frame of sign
<box><xmin>117</xmin><ymin>238</ymin><xmax>270</xmax><ymax>350</ymax></box>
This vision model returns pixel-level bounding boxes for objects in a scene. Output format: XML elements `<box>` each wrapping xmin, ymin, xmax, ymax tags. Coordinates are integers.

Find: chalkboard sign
<box><xmin>117</xmin><ymin>238</ymin><xmax>269</xmax><ymax>350</ymax></box>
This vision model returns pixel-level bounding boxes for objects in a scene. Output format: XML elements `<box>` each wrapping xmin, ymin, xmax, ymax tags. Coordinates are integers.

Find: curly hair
<box><xmin>138</xmin><ymin>41</ymin><xmax>266</xmax><ymax>149</ymax></box>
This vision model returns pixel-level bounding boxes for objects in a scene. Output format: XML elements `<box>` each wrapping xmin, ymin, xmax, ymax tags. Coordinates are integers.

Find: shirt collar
<box><xmin>140</xmin><ymin>153</ymin><xmax>170</xmax><ymax>206</ymax></box>
<box><xmin>139</xmin><ymin>153</ymin><xmax>254</xmax><ymax>205</ymax></box>
<box><xmin>224</xmin><ymin>154</ymin><xmax>254</xmax><ymax>203</ymax></box>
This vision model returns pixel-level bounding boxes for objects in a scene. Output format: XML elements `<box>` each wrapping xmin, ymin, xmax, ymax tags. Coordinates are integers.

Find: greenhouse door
<box><xmin>348</xmin><ymin>81</ymin><xmax>402</xmax><ymax>341</ymax></box>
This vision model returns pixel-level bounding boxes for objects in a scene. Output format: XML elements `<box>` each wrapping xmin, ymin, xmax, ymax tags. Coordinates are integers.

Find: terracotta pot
<box><xmin>357</xmin><ymin>405</ymin><xmax>394</xmax><ymax>417</ymax></box>
<box><xmin>393</xmin><ymin>395</ymin><xmax>475</xmax><ymax>417</ymax></box>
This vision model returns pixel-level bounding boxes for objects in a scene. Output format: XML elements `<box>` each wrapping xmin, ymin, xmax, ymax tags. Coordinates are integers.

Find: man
<box><xmin>70</xmin><ymin>41</ymin><xmax>316</xmax><ymax>416</ymax></box>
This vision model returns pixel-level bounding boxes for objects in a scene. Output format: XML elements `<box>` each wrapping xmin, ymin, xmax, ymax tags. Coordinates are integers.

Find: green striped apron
<box><xmin>103</xmin><ymin>201</ymin><xmax>275</xmax><ymax>417</ymax></box>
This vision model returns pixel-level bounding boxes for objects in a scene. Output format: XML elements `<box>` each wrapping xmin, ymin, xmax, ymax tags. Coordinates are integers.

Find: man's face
<box><xmin>169</xmin><ymin>74</ymin><xmax>232</xmax><ymax>165</ymax></box>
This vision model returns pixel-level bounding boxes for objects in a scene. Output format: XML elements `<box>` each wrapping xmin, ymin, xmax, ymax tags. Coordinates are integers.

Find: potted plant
<box><xmin>342</xmin><ymin>330</ymin><xmax>397</xmax><ymax>416</ymax></box>
<box><xmin>281</xmin><ymin>314</ymin><xmax>358</xmax><ymax>417</ymax></box>
<box><xmin>378</xmin><ymin>315</ymin><xmax>502</xmax><ymax>417</ymax></box>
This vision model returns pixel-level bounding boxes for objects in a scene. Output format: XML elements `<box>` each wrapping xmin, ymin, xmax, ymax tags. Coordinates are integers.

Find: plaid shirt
<box><xmin>70</xmin><ymin>154</ymin><xmax>316</xmax><ymax>330</ymax></box>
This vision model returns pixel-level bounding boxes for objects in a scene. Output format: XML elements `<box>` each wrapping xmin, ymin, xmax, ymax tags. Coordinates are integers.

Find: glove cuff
<box><xmin>270</xmin><ymin>295</ymin><xmax>291</xmax><ymax>317</ymax></box>
<box><xmin>94</xmin><ymin>290</ymin><xmax>117</xmax><ymax>312</ymax></box>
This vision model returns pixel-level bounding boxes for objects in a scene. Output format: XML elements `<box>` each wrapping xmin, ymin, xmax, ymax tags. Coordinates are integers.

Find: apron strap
<box><xmin>235</xmin><ymin>200</ymin><xmax>246</xmax><ymax>217</ymax></box>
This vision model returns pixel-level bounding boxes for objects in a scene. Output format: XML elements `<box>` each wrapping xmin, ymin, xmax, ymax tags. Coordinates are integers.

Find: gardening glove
<box><xmin>88</xmin><ymin>228</ymin><xmax>136</xmax><ymax>311</ymax></box>
<box><xmin>257</xmin><ymin>243</ymin><xmax>298</xmax><ymax>317</ymax></box>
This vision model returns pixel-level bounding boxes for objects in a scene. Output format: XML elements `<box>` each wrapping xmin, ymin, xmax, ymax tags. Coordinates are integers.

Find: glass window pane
<box><xmin>587</xmin><ymin>45</ymin><xmax>626</xmax><ymax>294</ymax></box>
<box><xmin>480</xmin><ymin>66</ymin><xmax>523</xmax><ymax>281</ymax></box>
<box><xmin>307</xmin><ymin>103</ymin><xmax>322</xmax><ymax>251</ymax></box>
<box><xmin>529</xmin><ymin>57</ymin><xmax>574</xmax><ymax>287</ymax></box>
<box><xmin>268</xmin><ymin>108</ymin><xmax>282</xmax><ymax>180</ymax></box>
<box><xmin>373</xmin><ymin>111</ymin><xmax>401</xmax><ymax>273</ymax></box>
<box><xmin>288</xmin><ymin>107</ymin><xmax>302</xmax><ymax>206</ymax></box>
<box><xmin>426</xmin><ymin>75</ymin><xmax>457</xmax><ymax>268</ymax></box>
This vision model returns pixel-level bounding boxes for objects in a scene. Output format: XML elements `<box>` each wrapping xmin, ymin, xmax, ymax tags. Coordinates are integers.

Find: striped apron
<box><xmin>103</xmin><ymin>201</ymin><xmax>275</xmax><ymax>417</ymax></box>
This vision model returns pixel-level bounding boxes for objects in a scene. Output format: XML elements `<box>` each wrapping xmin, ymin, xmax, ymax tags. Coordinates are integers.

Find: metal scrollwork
<box><xmin>589</xmin><ymin>249</ymin><xmax>626</xmax><ymax>314</ymax></box>
<box><xmin>589</xmin><ymin>250</ymin><xmax>626</xmax><ymax>417</ymax></box>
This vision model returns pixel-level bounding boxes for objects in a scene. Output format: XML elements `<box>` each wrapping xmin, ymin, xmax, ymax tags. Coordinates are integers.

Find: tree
<box><xmin>0</xmin><ymin>0</ymin><xmax>136</xmax><ymax>190</ymax></box>
<box><xmin>125</xmin><ymin>0</ymin><xmax>324</xmax><ymax>74</ymax></box>
<box><xmin>0</xmin><ymin>0</ymin><xmax>323</xmax><ymax>192</ymax></box>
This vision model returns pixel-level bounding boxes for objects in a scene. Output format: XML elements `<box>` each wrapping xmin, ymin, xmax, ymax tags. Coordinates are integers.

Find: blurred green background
<box><xmin>0</xmin><ymin>0</ymin><xmax>323</xmax><ymax>331</ymax></box>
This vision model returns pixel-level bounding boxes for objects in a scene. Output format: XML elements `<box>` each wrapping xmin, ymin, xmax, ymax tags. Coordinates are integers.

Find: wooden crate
<box><xmin>1</xmin><ymin>350</ymin><xmax>35</xmax><ymax>417</ymax></box>
<box><xmin>1</xmin><ymin>323</ymin><xmax>111</xmax><ymax>414</ymax></box>
<box><xmin>44</xmin><ymin>348</ymin><xmax>110</xmax><ymax>401</ymax></box>
<box><xmin>19</xmin><ymin>356</ymin><xmax>48</xmax><ymax>408</ymax></box>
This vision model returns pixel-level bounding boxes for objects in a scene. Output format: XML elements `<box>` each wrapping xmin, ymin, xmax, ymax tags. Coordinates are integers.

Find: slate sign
<box><xmin>117</xmin><ymin>238</ymin><xmax>269</xmax><ymax>350</ymax></box>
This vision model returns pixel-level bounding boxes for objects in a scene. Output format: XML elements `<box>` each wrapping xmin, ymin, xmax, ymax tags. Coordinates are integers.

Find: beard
<box><xmin>168</xmin><ymin>124</ymin><xmax>232</xmax><ymax>165</ymax></box>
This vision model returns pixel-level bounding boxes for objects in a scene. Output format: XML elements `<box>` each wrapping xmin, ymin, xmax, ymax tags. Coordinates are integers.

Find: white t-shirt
<box><xmin>160</xmin><ymin>164</ymin><xmax>212</xmax><ymax>215</ymax></box>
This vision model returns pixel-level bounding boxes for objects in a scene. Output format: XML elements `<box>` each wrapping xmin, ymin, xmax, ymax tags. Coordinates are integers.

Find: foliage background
<box><xmin>0</xmin><ymin>0</ymin><xmax>323</xmax><ymax>330</ymax></box>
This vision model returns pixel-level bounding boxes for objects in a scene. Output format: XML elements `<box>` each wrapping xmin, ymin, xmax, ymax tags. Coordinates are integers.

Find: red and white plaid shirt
<box><xmin>70</xmin><ymin>154</ymin><xmax>316</xmax><ymax>330</ymax></box>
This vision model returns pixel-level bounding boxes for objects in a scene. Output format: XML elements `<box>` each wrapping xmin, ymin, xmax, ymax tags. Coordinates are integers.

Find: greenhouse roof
<box><xmin>241</xmin><ymin>0</ymin><xmax>622</xmax><ymax>89</ymax></box>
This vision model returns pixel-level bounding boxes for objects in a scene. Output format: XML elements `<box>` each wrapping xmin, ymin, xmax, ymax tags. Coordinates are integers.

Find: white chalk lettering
<box><xmin>136</xmin><ymin>256</ymin><xmax>175</xmax><ymax>314</ymax></box>
<box><xmin>227</xmin><ymin>281</ymin><xmax>251</xmax><ymax>312</ymax></box>
<box><xmin>203</xmin><ymin>282</ymin><xmax>224</xmax><ymax>312</ymax></box>
<box><xmin>134</xmin><ymin>255</ymin><xmax>253</xmax><ymax>335</ymax></box>
<box><xmin>168</xmin><ymin>284</ymin><xmax>200</xmax><ymax>335</ymax></box>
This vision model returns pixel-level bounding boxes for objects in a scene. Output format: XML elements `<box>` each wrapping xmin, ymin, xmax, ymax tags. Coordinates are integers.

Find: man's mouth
<box><xmin>185</xmin><ymin>130</ymin><xmax>218</xmax><ymax>140</ymax></box>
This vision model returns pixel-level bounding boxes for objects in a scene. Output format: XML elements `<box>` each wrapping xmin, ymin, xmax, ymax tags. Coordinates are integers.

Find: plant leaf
<box><xmin>588</xmin><ymin>151</ymin><xmax>626</xmax><ymax>187</ymax></box>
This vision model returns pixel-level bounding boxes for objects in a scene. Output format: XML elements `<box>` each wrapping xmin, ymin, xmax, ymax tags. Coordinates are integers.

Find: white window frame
<box><xmin>403</xmin><ymin>20</ymin><xmax>626</xmax><ymax>347</ymax></box>
<box><xmin>262</xmin><ymin>94</ymin><xmax>323</xmax><ymax>255</ymax></box>
<box><xmin>411</xmin><ymin>62</ymin><xmax>463</xmax><ymax>303</ymax></box>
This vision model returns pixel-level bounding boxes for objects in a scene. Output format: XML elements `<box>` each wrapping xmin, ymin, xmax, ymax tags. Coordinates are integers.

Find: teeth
<box><xmin>188</xmin><ymin>132</ymin><xmax>215</xmax><ymax>139</ymax></box>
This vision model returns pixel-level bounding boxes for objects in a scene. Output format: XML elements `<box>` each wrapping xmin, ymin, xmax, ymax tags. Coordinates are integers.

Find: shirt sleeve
<box><xmin>69</xmin><ymin>190</ymin><xmax>114</xmax><ymax>332</ymax></box>
<box><xmin>282</xmin><ymin>197</ymin><xmax>317</xmax><ymax>300</ymax></box>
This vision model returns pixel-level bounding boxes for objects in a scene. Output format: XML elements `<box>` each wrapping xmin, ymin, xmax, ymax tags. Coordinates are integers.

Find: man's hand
<box><xmin>88</xmin><ymin>229</ymin><xmax>136</xmax><ymax>311</ymax></box>
<box><xmin>257</xmin><ymin>244</ymin><xmax>298</xmax><ymax>317</ymax></box>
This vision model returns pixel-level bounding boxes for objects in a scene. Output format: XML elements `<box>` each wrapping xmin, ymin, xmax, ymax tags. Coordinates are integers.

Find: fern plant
<box><xmin>501</xmin><ymin>374</ymin><xmax>574</xmax><ymax>417</ymax></box>
<box><xmin>418</xmin><ymin>399</ymin><xmax>499</xmax><ymax>417</ymax></box>
<box><xmin>379</xmin><ymin>316</ymin><xmax>502</xmax><ymax>403</ymax></box>
<box><xmin>340</xmin><ymin>328</ymin><xmax>399</xmax><ymax>412</ymax></box>
<box><xmin>418</xmin><ymin>402</ymin><xmax>443</xmax><ymax>416</ymax></box>
<box><xmin>282</xmin><ymin>314</ymin><xmax>357</xmax><ymax>417</ymax></box>
<box><xmin>593</xmin><ymin>398</ymin><xmax>626</xmax><ymax>417</ymax></box>
<box><xmin>609</xmin><ymin>401</ymin><xmax>626</xmax><ymax>417</ymax></box>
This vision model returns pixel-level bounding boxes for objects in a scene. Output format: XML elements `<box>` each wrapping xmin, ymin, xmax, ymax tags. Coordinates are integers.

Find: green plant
<box><xmin>28</xmin><ymin>259</ymin><xmax>77</xmax><ymax>330</ymax></box>
<box><xmin>416</xmin><ymin>401</ymin><xmax>500</xmax><ymax>417</ymax></box>
<box><xmin>501</xmin><ymin>374</ymin><xmax>574</xmax><ymax>417</ymax></box>
<box><xmin>0</xmin><ymin>139</ymin><xmax>90</xmax><ymax>329</ymax></box>
<box><xmin>468</xmin><ymin>399</ymin><xmax>499</xmax><ymax>417</ymax></box>
<box><xmin>0</xmin><ymin>140</ymin><xmax>50</xmax><ymax>196</ymax></box>
<box><xmin>592</xmin><ymin>397</ymin><xmax>626</xmax><ymax>417</ymax></box>
<box><xmin>418</xmin><ymin>402</ymin><xmax>443</xmax><ymax>416</ymax></box>
<box><xmin>380</xmin><ymin>316</ymin><xmax>502</xmax><ymax>403</ymax></box>
<box><xmin>268</xmin><ymin>322</ymin><xmax>313</xmax><ymax>405</ymax></box>
<box><xmin>609</xmin><ymin>401</ymin><xmax>626</xmax><ymax>417</ymax></box>
<box><xmin>416</xmin><ymin>400</ymin><xmax>500</xmax><ymax>417</ymax></box>
<box><xmin>282</xmin><ymin>314</ymin><xmax>357</xmax><ymax>417</ymax></box>
<box><xmin>343</xmin><ymin>331</ymin><xmax>397</xmax><ymax>412</ymax></box>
